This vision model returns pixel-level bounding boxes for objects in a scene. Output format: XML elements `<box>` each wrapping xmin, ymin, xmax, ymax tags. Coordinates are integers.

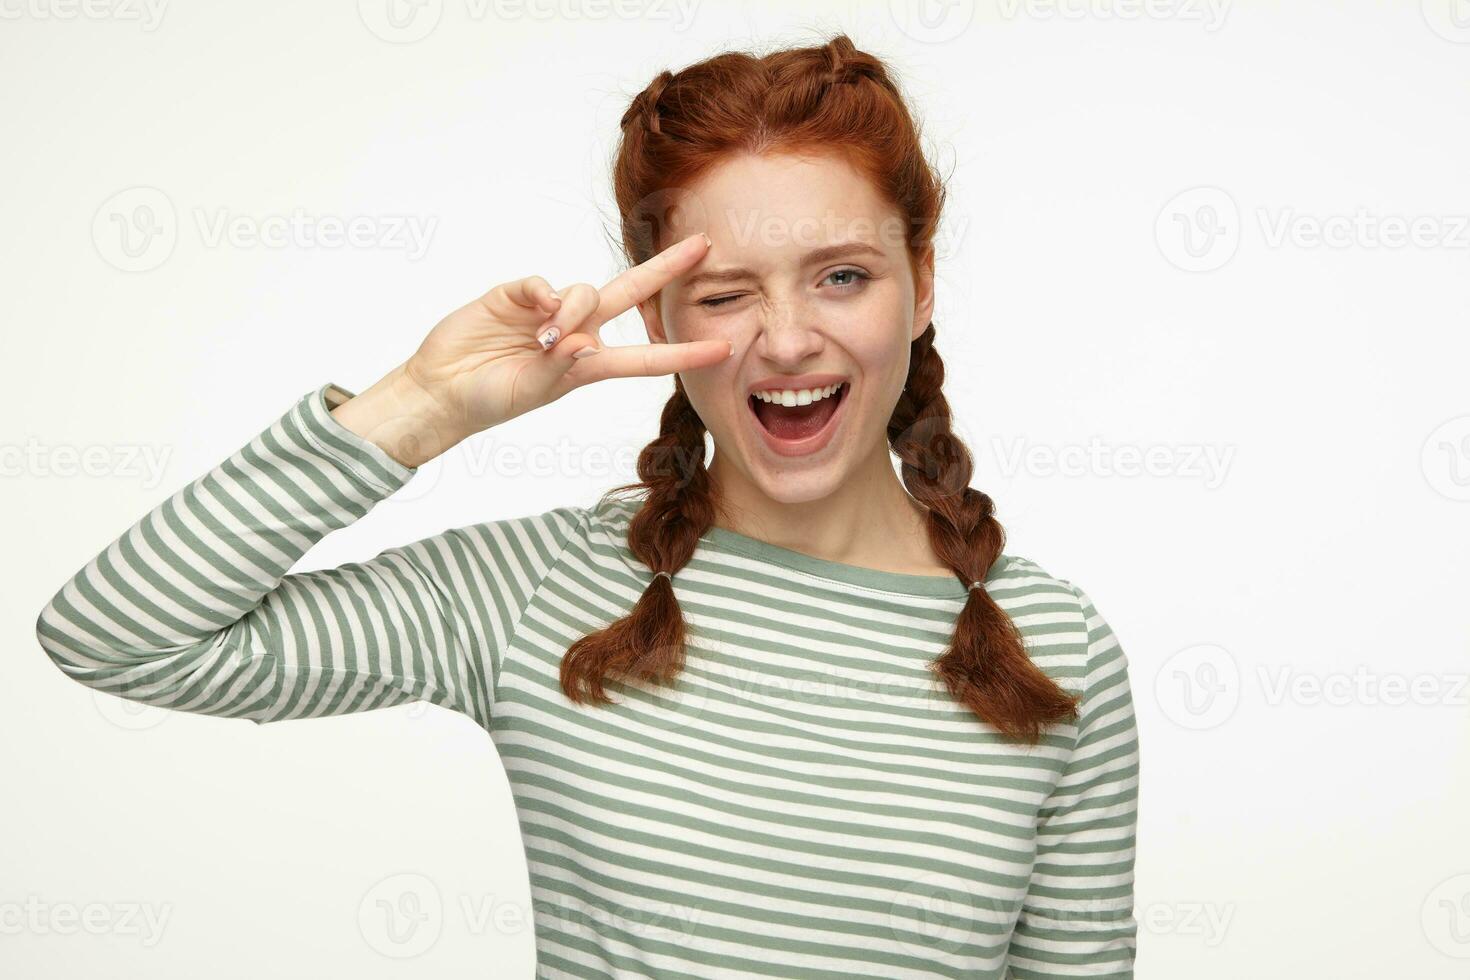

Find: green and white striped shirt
<box><xmin>36</xmin><ymin>383</ymin><xmax>1140</xmax><ymax>979</ymax></box>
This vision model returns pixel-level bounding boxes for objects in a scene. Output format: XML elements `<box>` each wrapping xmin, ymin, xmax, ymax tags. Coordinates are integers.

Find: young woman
<box><xmin>37</xmin><ymin>34</ymin><xmax>1139</xmax><ymax>980</ymax></box>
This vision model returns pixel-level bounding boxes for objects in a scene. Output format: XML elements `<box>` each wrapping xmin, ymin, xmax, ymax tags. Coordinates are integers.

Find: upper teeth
<box><xmin>753</xmin><ymin>382</ymin><xmax>843</xmax><ymax>407</ymax></box>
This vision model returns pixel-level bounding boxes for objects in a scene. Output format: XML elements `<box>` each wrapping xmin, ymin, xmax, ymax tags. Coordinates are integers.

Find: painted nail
<box><xmin>572</xmin><ymin>346</ymin><xmax>602</xmax><ymax>359</ymax></box>
<box><xmin>536</xmin><ymin>325</ymin><xmax>560</xmax><ymax>350</ymax></box>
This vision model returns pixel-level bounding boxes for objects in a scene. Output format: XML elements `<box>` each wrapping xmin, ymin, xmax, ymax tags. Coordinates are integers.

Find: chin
<box><xmin>748</xmin><ymin>465</ymin><xmax>848</xmax><ymax>505</ymax></box>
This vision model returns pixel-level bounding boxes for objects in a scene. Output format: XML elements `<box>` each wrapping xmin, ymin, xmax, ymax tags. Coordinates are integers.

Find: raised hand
<box><xmin>332</xmin><ymin>232</ymin><xmax>729</xmax><ymax>467</ymax></box>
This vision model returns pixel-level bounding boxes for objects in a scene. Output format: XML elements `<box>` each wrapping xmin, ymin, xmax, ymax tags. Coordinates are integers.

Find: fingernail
<box><xmin>726</xmin><ymin>339</ymin><xmax>734</xmax><ymax>357</ymax></box>
<box><xmin>572</xmin><ymin>346</ymin><xmax>602</xmax><ymax>359</ymax></box>
<box><xmin>700</xmin><ymin>232</ymin><xmax>712</xmax><ymax>249</ymax></box>
<box><xmin>536</xmin><ymin>325</ymin><xmax>560</xmax><ymax>350</ymax></box>
<box><xmin>548</xmin><ymin>288</ymin><xmax>561</xmax><ymax>300</ymax></box>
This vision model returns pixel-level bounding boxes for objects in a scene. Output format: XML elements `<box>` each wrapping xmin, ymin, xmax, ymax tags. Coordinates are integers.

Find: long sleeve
<box><xmin>1004</xmin><ymin>584</ymin><xmax>1141</xmax><ymax>978</ymax></box>
<box><xmin>35</xmin><ymin>383</ymin><xmax>578</xmax><ymax>731</ymax></box>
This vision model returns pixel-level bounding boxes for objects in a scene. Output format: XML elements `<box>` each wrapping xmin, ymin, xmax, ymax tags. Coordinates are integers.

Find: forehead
<box><xmin>666</xmin><ymin>150</ymin><xmax>902</xmax><ymax>250</ymax></box>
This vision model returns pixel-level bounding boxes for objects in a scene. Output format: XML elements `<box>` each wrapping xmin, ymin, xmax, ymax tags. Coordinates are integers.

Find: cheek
<box><xmin>839</xmin><ymin>302</ymin><xmax>915</xmax><ymax>386</ymax></box>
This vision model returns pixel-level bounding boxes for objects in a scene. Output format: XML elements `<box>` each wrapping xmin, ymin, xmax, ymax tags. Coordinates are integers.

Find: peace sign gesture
<box><xmin>332</xmin><ymin>232</ymin><xmax>729</xmax><ymax>468</ymax></box>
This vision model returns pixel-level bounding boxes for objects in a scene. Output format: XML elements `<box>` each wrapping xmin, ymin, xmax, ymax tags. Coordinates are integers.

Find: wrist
<box><xmin>330</xmin><ymin>364</ymin><xmax>466</xmax><ymax>469</ymax></box>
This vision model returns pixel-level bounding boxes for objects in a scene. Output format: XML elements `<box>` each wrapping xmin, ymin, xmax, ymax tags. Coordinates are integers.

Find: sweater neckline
<box><xmin>698</xmin><ymin>523</ymin><xmax>1004</xmax><ymax>598</ymax></box>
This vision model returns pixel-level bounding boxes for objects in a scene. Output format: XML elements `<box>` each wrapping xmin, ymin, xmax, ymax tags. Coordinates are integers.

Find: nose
<box><xmin>752</xmin><ymin>290</ymin><xmax>824</xmax><ymax>365</ymax></box>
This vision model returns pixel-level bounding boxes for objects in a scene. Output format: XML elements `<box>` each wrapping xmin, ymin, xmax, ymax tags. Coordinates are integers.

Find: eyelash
<box><xmin>698</xmin><ymin>267</ymin><xmax>872</xmax><ymax>308</ymax></box>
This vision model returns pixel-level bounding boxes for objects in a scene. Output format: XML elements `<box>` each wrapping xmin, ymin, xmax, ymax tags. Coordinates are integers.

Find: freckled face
<box><xmin>639</xmin><ymin>150</ymin><xmax>935</xmax><ymax>506</ymax></box>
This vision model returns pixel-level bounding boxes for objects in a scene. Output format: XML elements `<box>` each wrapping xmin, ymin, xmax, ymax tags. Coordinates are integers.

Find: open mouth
<box><xmin>747</xmin><ymin>381</ymin><xmax>848</xmax><ymax>455</ymax></box>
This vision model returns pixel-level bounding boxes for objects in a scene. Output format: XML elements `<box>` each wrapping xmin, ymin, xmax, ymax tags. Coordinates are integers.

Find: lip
<box><xmin>746</xmin><ymin>379</ymin><xmax>850</xmax><ymax>458</ymax></box>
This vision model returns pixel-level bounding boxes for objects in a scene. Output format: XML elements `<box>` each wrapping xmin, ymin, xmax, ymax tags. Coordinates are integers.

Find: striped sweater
<box><xmin>35</xmin><ymin>383</ymin><xmax>1140</xmax><ymax>979</ymax></box>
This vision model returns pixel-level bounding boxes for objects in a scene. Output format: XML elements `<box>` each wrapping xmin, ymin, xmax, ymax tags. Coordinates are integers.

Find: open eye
<box><xmin>824</xmin><ymin>267</ymin><xmax>871</xmax><ymax>290</ymax></box>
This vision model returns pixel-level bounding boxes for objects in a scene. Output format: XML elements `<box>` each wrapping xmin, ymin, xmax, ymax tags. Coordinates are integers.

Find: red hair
<box><xmin>560</xmin><ymin>33</ymin><xmax>1079</xmax><ymax>742</ymax></box>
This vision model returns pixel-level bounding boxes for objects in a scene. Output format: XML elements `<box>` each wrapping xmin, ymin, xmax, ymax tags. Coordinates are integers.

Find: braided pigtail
<box><xmin>559</xmin><ymin>376</ymin><xmax>715</xmax><ymax>704</ymax></box>
<box><xmin>890</xmin><ymin>324</ymin><xmax>1082</xmax><ymax>741</ymax></box>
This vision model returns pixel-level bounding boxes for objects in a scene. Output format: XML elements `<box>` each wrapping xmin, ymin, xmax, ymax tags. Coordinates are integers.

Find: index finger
<box><xmin>589</xmin><ymin>232</ymin><xmax>710</xmax><ymax>330</ymax></box>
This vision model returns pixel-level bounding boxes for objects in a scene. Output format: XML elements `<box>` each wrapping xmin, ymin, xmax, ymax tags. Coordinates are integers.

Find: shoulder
<box><xmin>988</xmin><ymin>553</ymin><xmax>1092</xmax><ymax>621</ymax></box>
<box><xmin>990</xmin><ymin>553</ymin><xmax>1128</xmax><ymax>697</ymax></box>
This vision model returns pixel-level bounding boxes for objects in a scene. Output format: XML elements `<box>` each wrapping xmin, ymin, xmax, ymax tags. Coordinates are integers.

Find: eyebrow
<box><xmin>681</xmin><ymin>241</ymin><xmax>885</xmax><ymax>291</ymax></box>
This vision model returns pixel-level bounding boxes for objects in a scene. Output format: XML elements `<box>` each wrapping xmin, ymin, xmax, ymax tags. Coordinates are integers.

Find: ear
<box><xmin>638</xmin><ymin>295</ymin><xmax>669</xmax><ymax>344</ymax></box>
<box><xmin>911</xmin><ymin>245</ymin><xmax>936</xmax><ymax>342</ymax></box>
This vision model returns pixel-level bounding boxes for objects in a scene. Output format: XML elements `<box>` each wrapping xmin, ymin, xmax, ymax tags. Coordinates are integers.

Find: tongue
<box><xmin>753</xmin><ymin>394</ymin><xmax>838</xmax><ymax>441</ymax></box>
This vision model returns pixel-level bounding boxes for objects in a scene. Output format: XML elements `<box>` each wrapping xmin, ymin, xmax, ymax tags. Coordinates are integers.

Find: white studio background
<box><xmin>3</xmin><ymin>1</ymin><xmax>1468</xmax><ymax>977</ymax></box>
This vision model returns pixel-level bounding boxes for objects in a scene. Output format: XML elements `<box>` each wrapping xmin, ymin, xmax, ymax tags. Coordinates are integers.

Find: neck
<box><xmin>706</xmin><ymin>438</ymin><xmax>939</xmax><ymax>574</ymax></box>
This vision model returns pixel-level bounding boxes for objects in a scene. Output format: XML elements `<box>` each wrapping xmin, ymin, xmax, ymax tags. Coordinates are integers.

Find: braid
<box><xmin>821</xmin><ymin>34</ymin><xmax>883</xmax><ymax>88</ymax></box>
<box><xmin>619</xmin><ymin>68</ymin><xmax>674</xmax><ymax>137</ymax></box>
<box><xmin>559</xmin><ymin>376</ymin><xmax>714</xmax><ymax>704</ymax></box>
<box><xmin>890</xmin><ymin>323</ymin><xmax>1082</xmax><ymax>741</ymax></box>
